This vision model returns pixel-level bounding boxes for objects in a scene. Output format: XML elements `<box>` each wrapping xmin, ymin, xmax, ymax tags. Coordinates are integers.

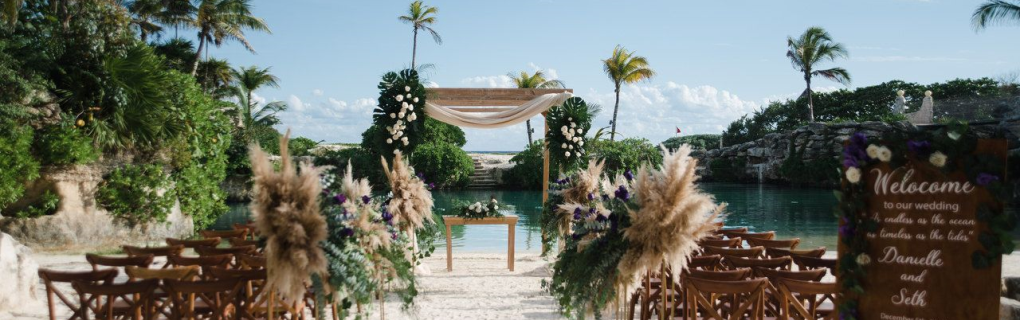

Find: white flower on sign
<box><xmin>845</xmin><ymin>167</ymin><xmax>861</xmax><ymax>184</ymax></box>
<box><xmin>856</xmin><ymin>253</ymin><xmax>871</xmax><ymax>266</ymax></box>
<box><xmin>877</xmin><ymin>147</ymin><xmax>892</xmax><ymax>162</ymax></box>
<box><xmin>866</xmin><ymin>145</ymin><xmax>879</xmax><ymax>160</ymax></box>
<box><xmin>929</xmin><ymin>151</ymin><xmax>947</xmax><ymax>168</ymax></box>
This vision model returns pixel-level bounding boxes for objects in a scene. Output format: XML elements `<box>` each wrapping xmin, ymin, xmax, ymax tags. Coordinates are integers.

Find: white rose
<box><xmin>845</xmin><ymin>167</ymin><xmax>861</xmax><ymax>184</ymax></box>
<box><xmin>929</xmin><ymin>151</ymin><xmax>947</xmax><ymax>168</ymax></box>
<box><xmin>579</xmin><ymin>141</ymin><xmax>584</xmax><ymax>147</ymax></box>
<box><xmin>405</xmin><ymin>86</ymin><xmax>411</xmax><ymax>92</ymax></box>
<box><xmin>493</xmin><ymin>205</ymin><xmax>499</xmax><ymax>210</ymax></box>
<box><xmin>561</xmin><ymin>143</ymin><xmax>567</xmax><ymax>148</ymax></box>
<box><xmin>568</xmin><ymin>145</ymin><xmax>574</xmax><ymax>150</ymax></box>
<box><xmin>577</xmin><ymin>129</ymin><xmax>583</xmax><ymax>135</ymax></box>
<box><xmin>561</xmin><ymin>126</ymin><xmax>568</xmax><ymax>132</ymax></box>
<box><xmin>393</xmin><ymin>149</ymin><xmax>399</xmax><ymax>154</ymax></box>
<box><xmin>401</xmin><ymin>137</ymin><xmax>408</xmax><ymax>142</ymax></box>
<box><xmin>402</xmin><ymin>102</ymin><xmax>409</xmax><ymax>109</ymax></box>
<box><xmin>386</xmin><ymin>138</ymin><xmax>393</xmax><ymax>144</ymax></box>
<box><xmin>569</xmin><ymin>129</ymin><xmax>575</xmax><ymax>135</ymax></box>
<box><xmin>396</xmin><ymin>95</ymin><xmax>404</xmax><ymax>102</ymax></box>
<box><xmin>877</xmin><ymin>147</ymin><xmax>892</xmax><ymax>162</ymax></box>
<box><xmin>389</xmin><ymin>113</ymin><xmax>396</xmax><ymax>118</ymax></box>
<box><xmin>866</xmin><ymin>145</ymin><xmax>879</xmax><ymax>159</ymax></box>
<box><xmin>408</xmin><ymin>113</ymin><xmax>417</xmax><ymax>121</ymax></box>
<box><xmin>406</xmin><ymin>93</ymin><xmax>412</xmax><ymax>98</ymax></box>
<box><xmin>398</xmin><ymin>112</ymin><xmax>406</xmax><ymax>118</ymax></box>
<box><xmin>565</xmin><ymin>151</ymin><xmax>571</xmax><ymax>157</ymax></box>
<box><xmin>403</xmin><ymin>140</ymin><xmax>409</xmax><ymax>146</ymax></box>
<box><xmin>408</xmin><ymin>105</ymin><xmax>414</xmax><ymax>111</ymax></box>
<box><xmin>491</xmin><ymin>199</ymin><xmax>497</xmax><ymax>204</ymax></box>
<box><xmin>396</xmin><ymin>131</ymin><xmax>403</xmax><ymax>137</ymax></box>
<box><xmin>570</xmin><ymin>122</ymin><xmax>576</xmax><ymax>128</ymax></box>
<box><xmin>413</xmin><ymin>97</ymin><xmax>419</xmax><ymax>103</ymax></box>
<box><xmin>856</xmin><ymin>253</ymin><xmax>871</xmax><ymax>266</ymax></box>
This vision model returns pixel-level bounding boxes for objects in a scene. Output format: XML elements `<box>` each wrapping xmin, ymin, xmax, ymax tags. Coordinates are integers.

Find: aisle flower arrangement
<box><xmin>372</xmin><ymin>69</ymin><xmax>429</xmax><ymax>156</ymax></box>
<box><xmin>543</xmin><ymin>145</ymin><xmax>723</xmax><ymax>319</ymax></box>
<box><xmin>545</xmin><ymin>97</ymin><xmax>598</xmax><ymax>172</ymax></box>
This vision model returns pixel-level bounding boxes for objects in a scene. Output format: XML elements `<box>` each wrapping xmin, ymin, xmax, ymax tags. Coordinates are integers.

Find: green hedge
<box><xmin>0</xmin><ymin>123</ymin><xmax>39</xmax><ymax>211</ymax></box>
<box><xmin>96</xmin><ymin>164</ymin><xmax>177</xmax><ymax>225</ymax></box>
<box><xmin>502</xmin><ymin>140</ymin><xmax>556</xmax><ymax>189</ymax></box>
<box><xmin>315</xmin><ymin>147</ymin><xmax>388</xmax><ymax>189</ymax></box>
<box><xmin>590</xmin><ymin>138</ymin><xmax>662</xmax><ymax>178</ymax></box>
<box><xmin>34</xmin><ymin>117</ymin><xmax>99</xmax><ymax>166</ymax></box>
<box><xmin>411</xmin><ymin>142</ymin><xmax>474</xmax><ymax>189</ymax></box>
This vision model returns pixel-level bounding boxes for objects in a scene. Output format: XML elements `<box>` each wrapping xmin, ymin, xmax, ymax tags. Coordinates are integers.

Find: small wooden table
<box><xmin>442</xmin><ymin>215</ymin><xmax>518</xmax><ymax>272</ymax></box>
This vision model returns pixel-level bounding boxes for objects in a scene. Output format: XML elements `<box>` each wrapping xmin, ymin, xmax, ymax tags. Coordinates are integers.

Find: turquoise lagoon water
<box><xmin>212</xmin><ymin>183</ymin><xmax>846</xmax><ymax>253</ymax></box>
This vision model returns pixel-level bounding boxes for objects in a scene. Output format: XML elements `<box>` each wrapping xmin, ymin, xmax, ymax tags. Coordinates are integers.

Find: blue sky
<box><xmin>200</xmin><ymin>0</ymin><xmax>1019</xmax><ymax>151</ymax></box>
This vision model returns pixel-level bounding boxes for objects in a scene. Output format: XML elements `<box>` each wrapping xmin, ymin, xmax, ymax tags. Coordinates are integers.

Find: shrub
<box><xmin>411</xmin><ymin>142</ymin><xmax>474</xmax><ymax>189</ymax></box>
<box><xmin>34</xmin><ymin>117</ymin><xmax>99</xmax><ymax>165</ymax></box>
<box><xmin>590</xmin><ymin>138</ymin><xmax>663</xmax><ymax>178</ymax></box>
<box><xmin>503</xmin><ymin>140</ymin><xmax>559</xmax><ymax>189</ymax></box>
<box><xmin>0</xmin><ymin>122</ymin><xmax>39</xmax><ymax>211</ymax></box>
<box><xmin>314</xmin><ymin>147</ymin><xmax>388</xmax><ymax>188</ymax></box>
<box><xmin>779</xmin><ymin>140</ymin><xmax>839</xmax><ymax>187</ymax></box>
<box><xmin>422</xmin><ymin>118</ymin><xmax>466</xmax><ymax>147</ymax></box>
<box><xmin>15</xmin><ymin>191</ymin><xmax>60</xmax><ymax>219</ymax></box>
<box><xmin>289</xmin><ymin>136</ymin><xmax>319</xmax><ymax>157</ymax></box>
<box><xmin>662</xmin><ymin>134</ymin><xmax>721</xmax><ymax>152</ymax></box>
<box><xmin>96</xmin><ymin>164</ymin><xmax>177</xmax><ymax>225</ymax></box>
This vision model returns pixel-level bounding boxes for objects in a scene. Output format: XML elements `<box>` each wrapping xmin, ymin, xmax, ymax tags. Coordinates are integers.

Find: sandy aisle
<box><xmin>5</xmin><ymin>251</ymin><xmax>1018</xmax><ymax>320</ymax></box>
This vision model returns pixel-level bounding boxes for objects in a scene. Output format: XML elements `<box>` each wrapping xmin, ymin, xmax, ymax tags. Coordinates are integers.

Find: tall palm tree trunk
<box><xmin>191</xmin><ymin>37</ymin><xmax>205</xmax><ymax>76</ymax></box>
<box><xmin>804</xmin><ymin>74</ymin><xmax>814</xmax><ymax>122</ymax></box>
<box><xmin>411</xmin><ymin>28</ymin><xmax>418</xmax><ymax>69</ymax></box>
<box><xmin>610</xmin><ymin>85</ymin><xmax>621</xmax><ymax>142</ymax></box>
<box><xmin>525</xmin><ymin>120</ymin><xmax>533</xmax><ymax>144</ymax></box>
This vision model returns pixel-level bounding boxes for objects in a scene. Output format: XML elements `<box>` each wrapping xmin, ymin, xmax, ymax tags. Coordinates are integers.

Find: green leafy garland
<box><xmin>835</xmin><ymin>122</ymin><xmax>1015</xmax><ymax>320</ymax></box>
<box><xmin>545</xmin><ymin>97</ymin><xmax>596</xmax><ymax>172</ymax></box>
<box><xmin>371</xmin><ymin>69</ymin><xmax>428</xmax><ymax>157</ymax></box>
<box><xmin>453</xmin><ymin>198</ymin><xmax>504</xmax><ymax>219</ymax></box>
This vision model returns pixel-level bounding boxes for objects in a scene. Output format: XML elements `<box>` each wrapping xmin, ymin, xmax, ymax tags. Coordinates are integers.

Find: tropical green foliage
<box><xmin>662</xmin><ymin>134</ymin><xmax>721</xmax><ymax>152</ymax></box>
<box><xmin>546</xmin><ymin>97</ymin><xmax>597</xmax><ymax>172</ymax></box>
<box><xmin>34</xmin><ymin>117</ymin><xmax>98</xmax><ymax>166</ymax></box>
<box><xmin>368</xmin><ymin>69</ymin><xmax>429</xmax><ymax>158</ymax></box>
<box><xmin>14</xmin><ymin>190</ymin><xmax>59</xmax><ymax>218</ymax></box>
<box><xmin>189</xmin><ymin>0</ymin><xmax>270</xmax><ymax>74</ymax></box>
<box><xmin>411</xmin><ymin>142</ymin><xmax>474</xmax><ymax>189</ymax></box>
<box><xmin>590</xmin><ymin>138</ymin><xmax>662</xmax><ymax>178</ymax></box>
<box><xmin>603</xmin><ymin>45</ymin><xmax>654</xmax><ymax>141</ymax></box>
<box><xmin>288</xmin><ymin>137</ymin><xmax>319</xmax><ymax>157</ymax></box>
<box><xmin>231</xmin><ymin>65</ymin><xmax>287</xmax><ymax>144</ymax></box>
<box><xmin>399</xmin><ymin>0</ymin><xmax>441</xmax><ymax>68</ymax></box>
<box><xmin>0</xmin><ymin>122</ymin><xmax>38</xmax><ymax>211</ymax></box>
<box><xmin>96</xmin><ymin>164</ymin><xmax>177</xmax><ymax>225</ymax></box>
<box><xmin>786</xmin><ymin>27</ymin><xmax>851</xmax><ymax>122</ymax></box>
<box><xmin>314</xmin><ymin>147</ymin><xmax>387</xmax><ymax>188</ymax></box>
<box><xmin>503</xmin><ymin>140</ymin><xmax>557</xmax><ymax>189</ymax></box>
<box><xmin>422</xmin><ymin>118</ymin><xmax>466</xmax><ymax>147</ymax></box>
<box><xmin>973</xmin><ymin>0</ymin><xmax>1020</xmax><ymax>30</ymax></box>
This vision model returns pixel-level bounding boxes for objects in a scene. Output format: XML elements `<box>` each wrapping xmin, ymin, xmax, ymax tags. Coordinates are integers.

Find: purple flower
<box><xmin>428</xmin><ymin>183</ymin><xmax>436</xmax><ymax>189</ymax></box>
<box><xmin>623</xmin><ymin>169</ymin><xmax>634</xmax><ymax>181</ymax></box>
<box><xmin>850</xmin><ymin>132</ymin><xmax>867</xmax><ymax>147</ymax></box>
<box><xmin>573</xmin><ymin>207</ymin><xmax>582</xmax><ymax>215</ymax></box>
<box><xmin>976</xmin><ymin>173</ymin><xmax>1000</xmax><ymax>186</ymax></box>
<box><xmin>572</xmin><ymin>234</ymin><xmax>581</xmax><ymax>240</ymax></box>
<box><xmin>573</xmin><ymin>212</ymin><xmax>581</xmax><ymax>220</ymax></box>
<box><xmin>334</xmin><ymin>194</ymin><xmax>347</xmax><ymax>204</ymax></box>
<box><xmin>601</xmin><ymin>194</ymin><xmax>610</xmax><ymax>201</ymax></box>
<box><xmin>838</xmin><ymin>217</ymin><xmax>854</xmax><ymax>238</ymax></box>
<box><xmin>416</xmin><ymin>172</ymin><xmax>424</xmax><ymax>180</ymax></box>
<box><xmin>907</xmin><ymin>140</ymin><xmax>930</xmax><ymax>156</ymax></box>
<box><xmin>381</xmin><ymin>210</ymin><xmax>393</xmax><ymax>222</ymax></box>
<box><xmin>587</xmin><ymin>193</ymin><xmax>595</xmax><ymax>201</ymax></box>
<box><xmin>362</xmin><ymin>195</ymin><xmax>371</xmax><ymax>204</ymax></box>
<box><xmin>391</xmin><ymin>232</ymin><xmax>399</xmax><ymax>240</ymax></box>
<box><xmin>614</xmin><ymin>185</ymin><xmax>631</xmax><ymax>201</ymax></box>
<box><xmin>842</xmin><ymin>157</ymin><xmax>858</xmax><ymax>168</ymax></box>
<box><xmin>340</xmin><ymin>228</ymin><xmax>355</xmax><ymax>238</ymax></box>
<box><xmin>595</xmin><ymin>214</ymin><xmax>608</xmax><ymax>222</ymax></box>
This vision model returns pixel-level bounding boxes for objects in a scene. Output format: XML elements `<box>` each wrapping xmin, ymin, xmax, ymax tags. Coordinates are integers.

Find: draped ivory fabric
<box><xmin>424</xmin><ymin>92</ymin><xmax>572</xmax><ymax>128</ymax></box>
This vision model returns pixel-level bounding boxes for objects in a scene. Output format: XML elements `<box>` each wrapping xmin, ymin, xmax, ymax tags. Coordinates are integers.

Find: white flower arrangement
<box><xmin>929</xmin><ymin>151</ymin><xmax>947</xmax><ymax>168</ymax></box>
<box><xmin>560</xmin><ymin>120</ymin><xmax>584</xmax><ymax>158</ymax></box>
<box><xmin>845</xmin><ymin>167</ymin><xmax>861</xmax><ymax>184</ymax></box>
<box><xmin>458</xmin><ymin>198</ymin><xmax>503</xmax><ymax>219</ymax></box>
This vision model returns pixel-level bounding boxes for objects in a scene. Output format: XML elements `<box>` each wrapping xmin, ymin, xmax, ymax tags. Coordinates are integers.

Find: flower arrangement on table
<box><xmin>545</xmin><ymin>97</ymin><xmax>597</xmax><ymax>172</ymax></box>
<box><xmin>454</xmin><ymin>198</ymin><xmax>504</xmax><ymax>219</ymax></box>
<box><xmin>542</xmin><ymin>145</ymin><xmax>724</xmax><ymax>319</ymax></box>
<box><xmin>313</xmin><ymin>160</ymin><xmax>420</xmax><ymax>319</ymax></box>
<box><xmin>835</xmin><ymin>122</ymin><xmax>1015</xmax><ymax>320</ymax></box>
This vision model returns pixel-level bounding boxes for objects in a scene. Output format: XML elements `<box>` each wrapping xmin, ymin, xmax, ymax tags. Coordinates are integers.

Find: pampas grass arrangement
<box><xmin>617</xmin><ymin>144</ymin><xmax>723</xmax><ymax>288</ymax></box>
<box><xmin>250</xmin><ymin>130</ymin><xmax>328</xmax><ymax>304</ymax></box>
<box><xmin>381</xmin><ymin>151</ymin><xmax>434</xmax><ymax>231</ymax></box>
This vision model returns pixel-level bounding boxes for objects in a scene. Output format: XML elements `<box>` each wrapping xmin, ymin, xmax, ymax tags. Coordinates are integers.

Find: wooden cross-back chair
<box><xmin>165</xmin><ymin>278</ymin><xmax>242</xmax><ymax>320</ymax></box>
<box><xmin>792</xmin><ymin>256</ymin><xmax>837</xmax><ymax>275</ymax></box>
<box><xmin>227</xmin><ymin>238</ymin><xmax>259</xmax><ymax>248</ymax></box>
<box><xmin>39</xmin><ymin>268</ymin><xmax>118</xmax><ymax>320</ymax></box>
<box><xmin>166</xmin><ymin>237</ymin><xmax>221</xmax><ymax>250</ymax></box>
<box><xmin>206</xmin><ymin>267</ymin><xmax>305</xmax><ymax>320</ymax></box>
<box><xmin>777</xmin><ymin>279</ymin><xmax>838</xmax><ymax>320</ymax></box>
<box><xmin>687</xmin><ymin>268</ymin><xmax>752</xmax><ymax>282</ymax></box>
<box><xmin>236</xmin><ymin>253</ymin><xmax>266</xmax><ymax>270</ymax></box>
<box><xmin>765</xmin><ymin>247</ymin><xmax>826</xmax><ymax>259</ymax></box>
<box><xmin>745</xmin><ymin>238</ymin><xmax>801</xmax><ymax>250</ymax></box>
<box><xmin>703</xmin><ymin>247</ymin><xmax>765</xmax><ymax>269</ymax></box>
<box><xmin>167</xmin><ymin>254</ymin><xmax>232</xmax><ymax>280</ymax></box>
<box><xmin>715</xmin><ymin>227</ymin><xmax>749</xmax><ymax>238</ymax></box>
<box><xmin>727</xmin><ymin>256</ymin><xmax>793</xmax><ymax>275</ymax></box>
<box><xmin>689</xmin><ymin>255</ymin><xmax>724</xmax><ymax>271</ymax></box>
<box><xmin>123</xmin><ymin>245</ymin><xmax>184</xmax><ymax>269</ymax></box>
<box><xmin>195</xmin><ymin>245</ymin><xmax>257</xmax><ymax>269</ymax></box>
<box><xmin>72</xmin><ymin>278</ymin><xmax>158</xmax><ymax>320</ymax></box>
<box><xmin>200</xmin><ymin>229</ymin><xmax>248</xmax><ymax>242</ymax></box>
<box><xmin>728</xmin><ymin>231</ymin><xmax>775</xmax><ymax>241</ymax></box>
<box><xmin>232</xmin><ymin>223</ymin><xmax>258</xmax><ymax>240</ymax></box>
<box><xmin>686</xmin><ymin>277</ymin><xmax>768</xmax><ymax>320</ymax></box>
<box><xmin>125</xmin><ymin>266</ymin><xmax>201</xmax><ymax>319</ymax></box>
<box><xmin>85</xmin><ymin>254</ymin><xmax>154</xmax><ymax>271</ymax></box>
<box><xmin>700</xmin><ymin>237</ymin><xmax>743</xmax><ymax>249</ymax></box>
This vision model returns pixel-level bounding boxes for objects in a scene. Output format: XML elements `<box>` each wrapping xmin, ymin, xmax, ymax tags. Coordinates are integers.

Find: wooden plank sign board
<box><xmin>840</xmin><ymin>139</ymin><xmax>1006</xmax><ymax>320</ymax></box>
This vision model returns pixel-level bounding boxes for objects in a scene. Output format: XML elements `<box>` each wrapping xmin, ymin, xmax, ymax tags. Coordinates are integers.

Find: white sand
<box><xmin>5</xmin><ymin>251</ymin><xmax>1019</xmax><ymax>320</ymax></box>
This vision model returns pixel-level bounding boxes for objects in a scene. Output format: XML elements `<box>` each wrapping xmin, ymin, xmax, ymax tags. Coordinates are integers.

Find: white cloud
<box><xmin>274</xmin><ymin>95</ymin><xmax>379</xmax><ymax>143</ymax></box>
<box><xmin>578</xmin><ymin>82</ymin><xmax>759</xmax><ymax>143</ymax></box>
<box><xmin>312</xmin><ymin>89</ymin><xmax>324</xmax><ymax>96</ymax></box>
<box><xmin>460</xmin><ymin>75</ymin><xmax>514</xmax><ymax>88</ymax></box>
<box><xmin>287</xmin><ymin>95</ymin><xmax>308</xmax><ymax>112</ymax></box>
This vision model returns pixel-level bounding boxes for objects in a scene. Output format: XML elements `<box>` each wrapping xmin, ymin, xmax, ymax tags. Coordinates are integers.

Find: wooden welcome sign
<box><xmin>837</xmin><ymin>135</ymin><xmax>1008</xmax><ymax>320</ymax></box>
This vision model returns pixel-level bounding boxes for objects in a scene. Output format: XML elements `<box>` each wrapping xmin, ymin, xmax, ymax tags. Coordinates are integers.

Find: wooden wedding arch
<box><xmin>425</xmin><ymin>87</ymin><xmax>573</xmax><ymax>204</ymax></box>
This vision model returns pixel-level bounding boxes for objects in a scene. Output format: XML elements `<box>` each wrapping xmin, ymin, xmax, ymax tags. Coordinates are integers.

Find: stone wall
<box><xmin>0</xmin><ymin>160</ymin><xmax>193</xmax><ymax>251</ymax></box>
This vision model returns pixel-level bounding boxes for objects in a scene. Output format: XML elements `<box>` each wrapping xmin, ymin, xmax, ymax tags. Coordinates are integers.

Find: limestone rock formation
<box><xmin>0</xmin><ymin>232</ymin><xmax>40</xmax><ymax>312</ymax></box>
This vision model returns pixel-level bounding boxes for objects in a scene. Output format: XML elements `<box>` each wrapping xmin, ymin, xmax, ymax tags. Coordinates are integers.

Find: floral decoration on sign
<box><xmin>834</xmin><ymin>122</ymin><xmax>1015</xmax><ymax>320</ymax></box>
<box><xmin>545</xmin><ymin>97</ymin><xmax>597</xmax><ymax>172</ymax></box>
<box><xmin>372</xmin><ymin>69</ymin><xmax>428</xmax><ymax>156</ymax></box>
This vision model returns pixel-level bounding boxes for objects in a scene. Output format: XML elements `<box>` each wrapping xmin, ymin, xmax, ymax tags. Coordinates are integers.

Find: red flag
<box><xmin>676</xmin><ymin>127</ymin><xmax>682</xmax><ymax>134</ymax></box>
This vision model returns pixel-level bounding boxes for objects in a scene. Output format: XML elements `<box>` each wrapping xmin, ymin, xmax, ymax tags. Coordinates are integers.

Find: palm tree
<box><xmin>231</xmin><ymin>66</ymin><xmax>287</xmax><ymax>143</ymax></box>
<box><xmin>973</xmin><ymin>0</ymin><xmax>1020</xmax><ymax>29</ymax></box>
<box><xmin>125</xmin><ymin>0</ymin><xmax>165</xmax><ymax>42</ymax></box>
<box><xmin>189</xmin><ymin>0</ymin><xmax>270</xmax><ymax>75</ymax></box>
<box><xmin>398</xmin><ymin>0</ymin><xmax>441</xmax><ymax>69</ymax></box>
<box><xmin>507</xmin><ymin>70</ymin><xmax>564</xmax><ymax>144</ymax></box>
<box><xmin>197</xmin><ymin>58</ymin><xmax>234</xmax><ymax>99</ymax></box>
<box><xmin>786</xmin><ymin>27</ymin><xmax>851</xmax><ymax>122</ymax></box>
<box><xmin>602</xmin><ymin>45</ymin><xmax>655</xmax><ymax>142</ymax></box>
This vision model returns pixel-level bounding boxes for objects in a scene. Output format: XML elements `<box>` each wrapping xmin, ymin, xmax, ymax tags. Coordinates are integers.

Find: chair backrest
<box><xmin>125</xmin><ymin>265</ymin><xmax>200</xmax><ymax>281</ymax></box>
<box><xmin>745</xmin><ymin>237</ymin><xmax>800</xmax><ymax>250</ymax></box>
<box><xmin>165</xmin><ymin>278</ymin><xmax>242</xmax><ymax>320</ymax></box>
<box><xmin>757</xmin><ymin>268</ymin><xmax>827</xmax><ymax>283</ymax></box>
<box><xmin>688</xmin><ymin>255</ymin><xmax>723</xmax><ymax>271</ymax></box>
<box><xmin>777</xmin><ymin>279</ymin><xmax>838</xmax><ymax>320</ymax></box>
<box><xmin>123</xmin><ymin>245</ymin><xmax>183</xmax><ymax>269</ymax></box>
<box><xmin>716</xmin><ymin>227</ymin><xmax>749</xmax><ymax>238</ymax></box>
<box><xmin>793</xmin><ymin>256</ymin><xmax>837</xmax><ymax>273</ymax></box>
<box><xmin>167</xmin><ymin>254</ymin><xmax>232</xmax><ymax>279</ymax></box>
<box><xmin>38</xmin><ymin>268</ymin><xmax>118</xmax><ymax>320</ymax></box>
<box><xmin>196</xmin><ymin>245</ymin><xmax>256</xmax><ymax>268</ymax></box>
<box><xmin>727</xmin><ymin>256</ymin><xmax>793</xmax><ymax>275</ymax></box>
<box><xmin>703</xmin><ymin>246</ymin><xmax>765</xmax><ymax>260</ymax></box>
<box><xmin>687</xmin><ymin>268</ymin><xmax>752</xmax><ymax>281</ymax></box>
<box><xmin>85</xmin><ymin>254</ymin><xmax>154</xmax><ymax>271</ymax></box>
<box><xmin>165</xmin><ymin>237</ymin><xmax>221</xmax><ymax>249</ymax></box>
<box><xmin>236</xmin><ymin>253</ymin><xmax>266</xmax><ymax>270</ymax></box>
<box><xmin>729</xmin><ymin>231</ymin><xmax>775</xmax><ymax>240</ymax></box>
<box><xmin>227</xmin><ymin>238</ymin><xmax>259</xmax><ymax>248</ymax></box>
<box><xmin>686</xmin><ymin>277</ymin><xmax>768</xmax><ymax>320</ymax></box>
<box><xmin>72</xmin><ymin>278</ymin><xmax>158</xmax><ymax>320</ymax></box>
<box><xmin>200</xmin><ymin>229</ymin><xmax>248</xmax><ymax>241</ymax></box>
<box><xmin>765</xmin><ymin>247</ymin><xmax>826</xmax><ymax>259</ymax></box>
<box><xmin>699</xmin><ymin>237</ymin><xmax>742</xmax><ymax>249</ymax></box>
<box><xmin>232</xmin><ymin>223</ymin><xmax>258</xmax><ymax>240</ymax></box>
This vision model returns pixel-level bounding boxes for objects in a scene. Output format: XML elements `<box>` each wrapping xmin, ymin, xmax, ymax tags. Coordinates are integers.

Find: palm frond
<box><xmin>812</xmin><ymin>67</ymin><xmax>851</xmax><ymax>85</ymax></box>
<box><xmin>973</xmin><ymin>0</ymin><xmax>1020</xmax><ymax>29</ymax></box>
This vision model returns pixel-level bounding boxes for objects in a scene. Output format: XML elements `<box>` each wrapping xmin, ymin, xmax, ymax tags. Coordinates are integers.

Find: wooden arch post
<box><xmin>426</xmin><ymin>88</ymin><xmax>570</xmax><ymax>254</ymax></box>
